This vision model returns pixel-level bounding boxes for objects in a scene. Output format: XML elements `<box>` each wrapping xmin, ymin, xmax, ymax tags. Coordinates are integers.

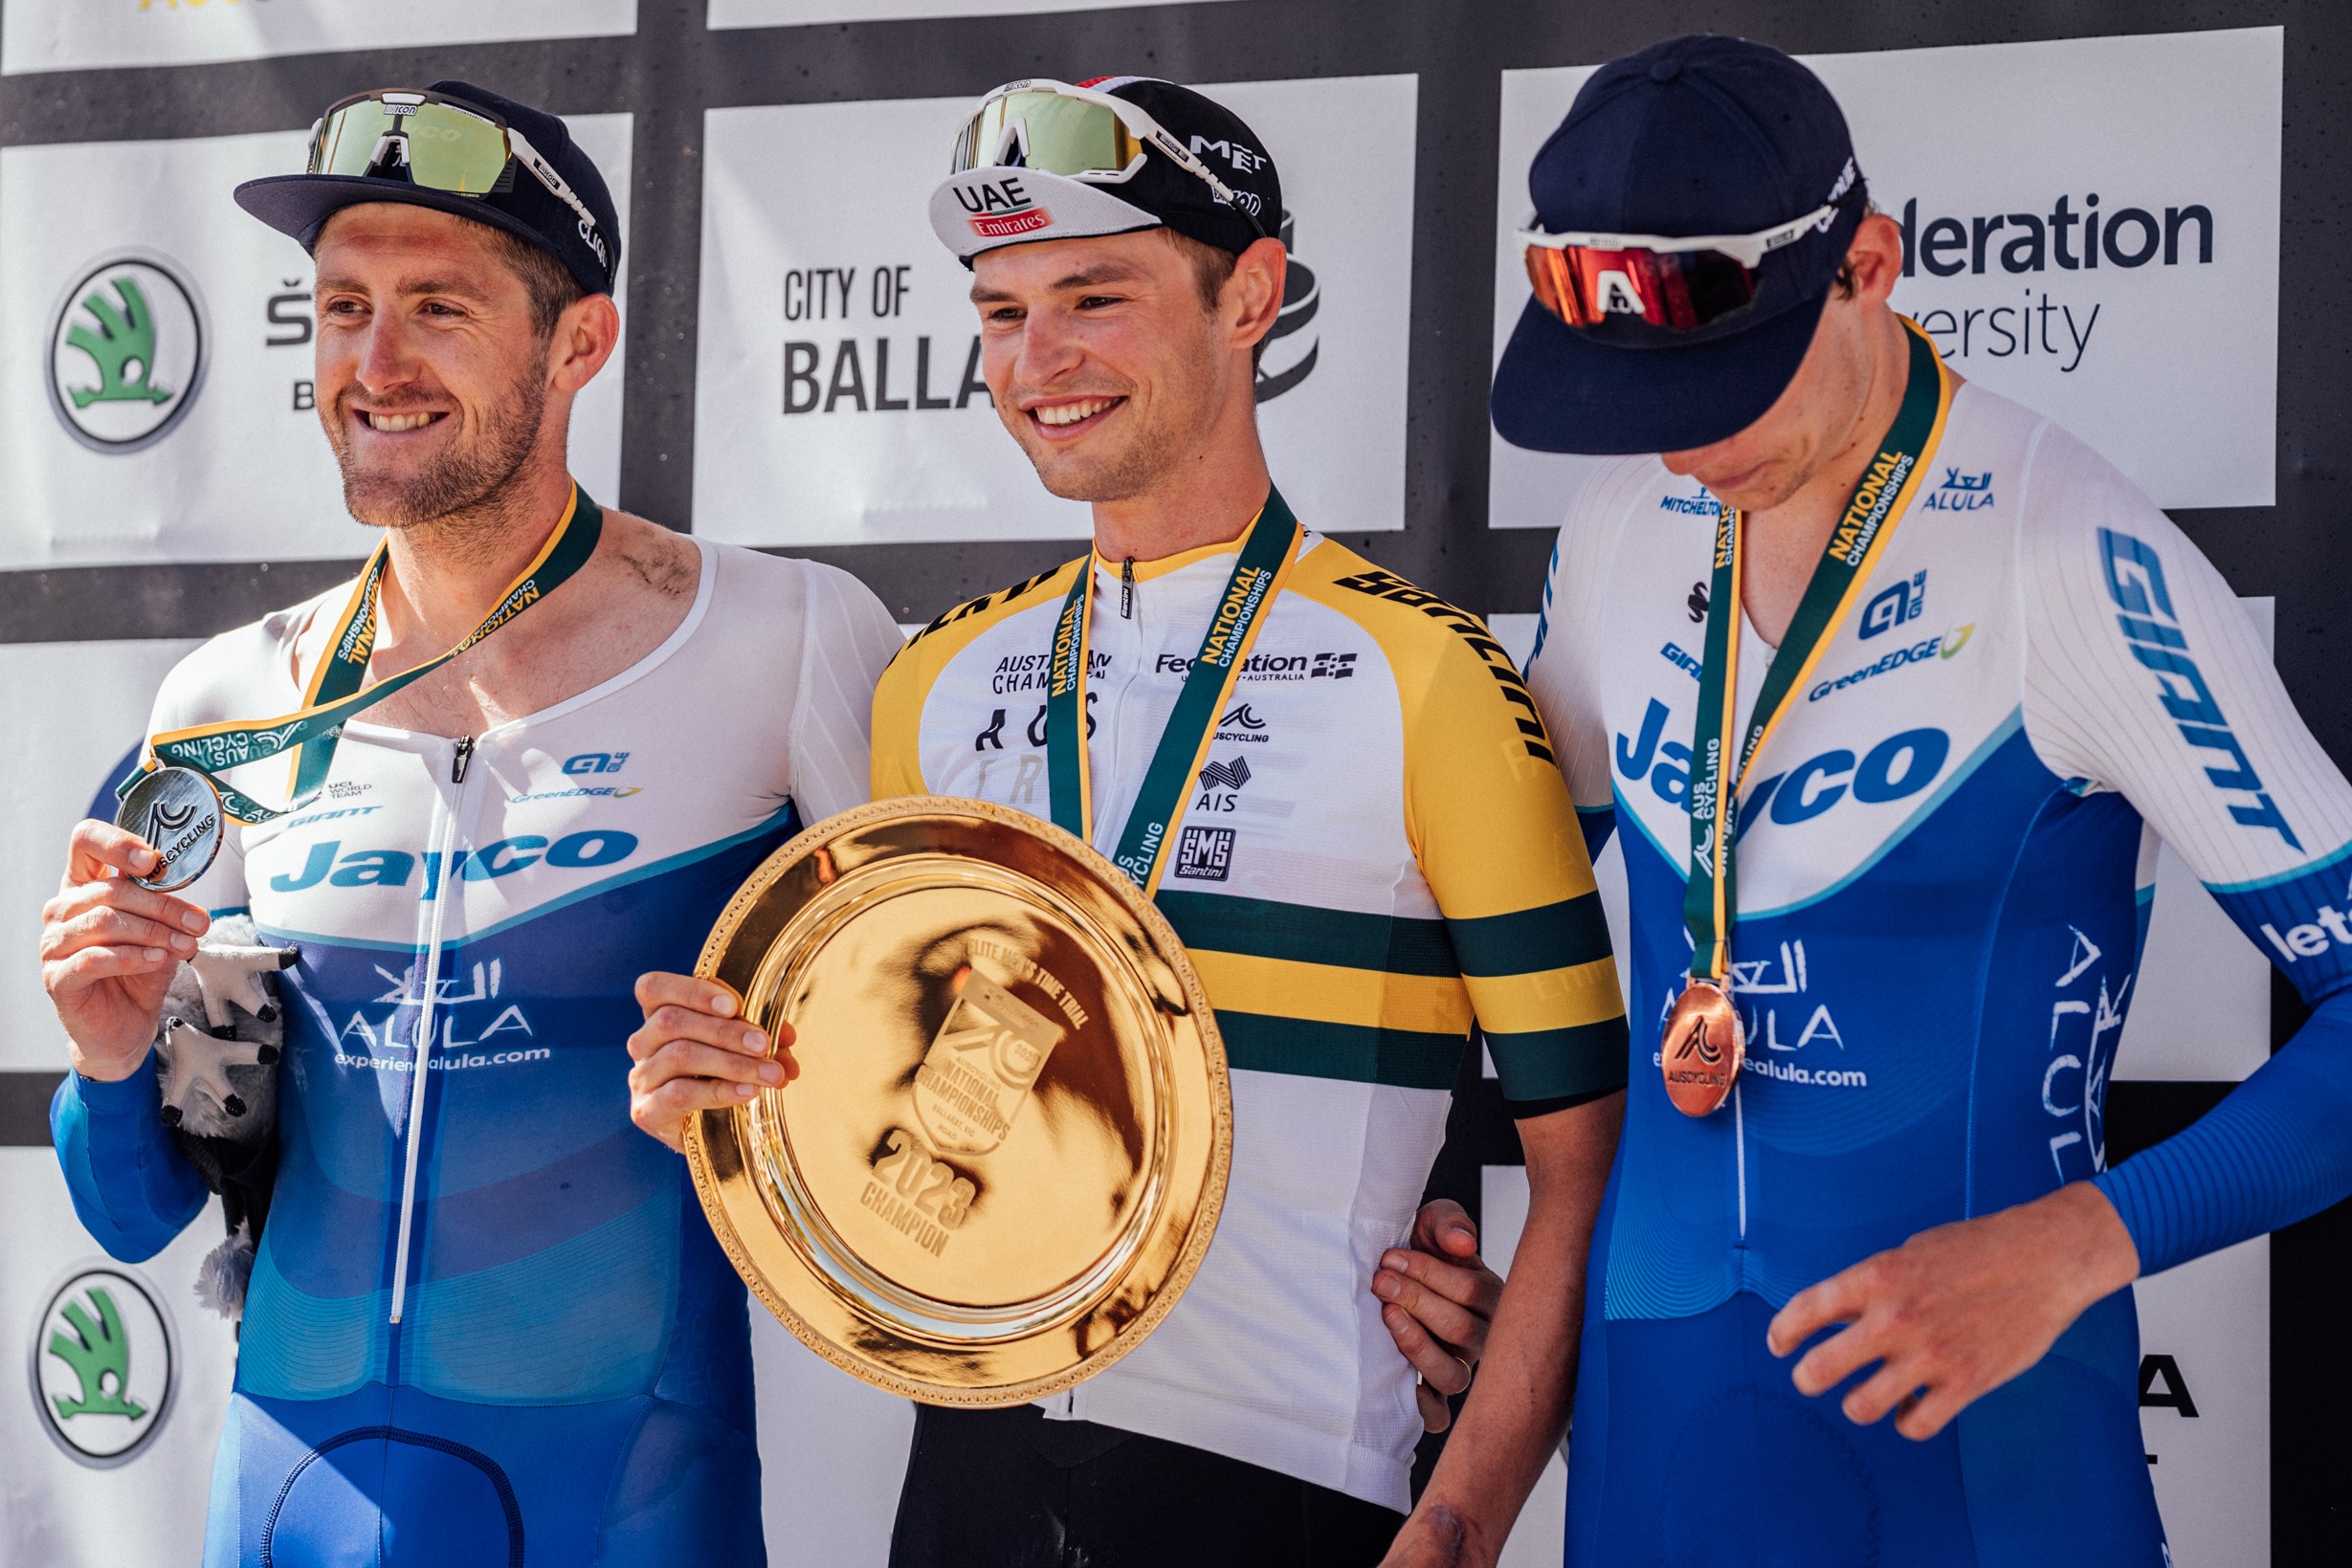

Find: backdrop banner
<box><xmin>0</xmin><ymin>6</ymin><xmax>2339</xmax><ymax>1567</ymax></box>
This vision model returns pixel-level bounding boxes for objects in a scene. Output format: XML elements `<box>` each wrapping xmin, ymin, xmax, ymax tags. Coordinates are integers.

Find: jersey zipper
<box><xmin>1121</xmin><ymin>556</ymin><xmax>1135</xmax><ymax>619</ymax></box>
<box><xmin>388</xmin><ymin>735</ymin><xmax>474</xmax><ymax>1326</ymax></box>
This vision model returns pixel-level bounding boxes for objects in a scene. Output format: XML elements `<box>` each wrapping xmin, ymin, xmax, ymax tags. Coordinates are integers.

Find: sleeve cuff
<box><xmin>73</xmin><ymin>1052</ymin><xmax>160</xmax><ymax>1116</ymax></box>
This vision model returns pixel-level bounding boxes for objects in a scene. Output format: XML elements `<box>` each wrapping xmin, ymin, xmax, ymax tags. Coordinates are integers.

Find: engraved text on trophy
<box><xmin>912</xmin><ymin>967</ymin><xmax>1065</xmax><ymax>1156</ymax></box>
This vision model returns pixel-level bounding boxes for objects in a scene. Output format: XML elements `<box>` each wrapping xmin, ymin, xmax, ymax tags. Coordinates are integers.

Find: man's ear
<box><xmin>1843</xmin><ymin>212</ymin><xmax>1906</xmax><ymax>307</ymax></box>
<box><xmin>1227</xmin><ymin>234</ymin><xmax>1288</xmax><ymax>354</ymax></box>
<box><xmin>549</xmin><ymin>294</ymin><xmax>622</xmax><ymax>394</ymax></box>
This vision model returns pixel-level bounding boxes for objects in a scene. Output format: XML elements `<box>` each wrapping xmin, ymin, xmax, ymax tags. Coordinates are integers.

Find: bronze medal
<box><xmin>1660</xmin><ymin>977</ymin><xmax>1742</xmax><ymax>1117</ymax></box>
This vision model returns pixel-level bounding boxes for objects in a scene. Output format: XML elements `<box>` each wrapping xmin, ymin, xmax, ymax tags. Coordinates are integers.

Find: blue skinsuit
<box><xmin>54</xmin><ymin>543</ymin><xmax>901</xmax><ymax>1565</ymax></box>
<box><xmin>1526</xmin><ymin>386</ymin><xmax>2352</xmax><ymax>1564</ymax></box>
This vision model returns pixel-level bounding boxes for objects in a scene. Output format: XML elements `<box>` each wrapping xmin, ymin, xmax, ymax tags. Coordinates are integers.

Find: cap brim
<box><xmin>1490</xmin><ymin>288</ymin><xmax>1827</xmax><ymax>455</ymax></box>
<box><xmin>233</xmin><ymin>174</ymin><xmax>569</xmax><ymax>276</ymax></box>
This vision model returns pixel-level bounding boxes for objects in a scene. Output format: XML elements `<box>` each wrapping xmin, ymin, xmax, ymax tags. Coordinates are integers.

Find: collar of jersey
<box><xmin>1091</xmin><ymin>534</ymin><xmax>1245</xmax><ymax>584</ymax></box>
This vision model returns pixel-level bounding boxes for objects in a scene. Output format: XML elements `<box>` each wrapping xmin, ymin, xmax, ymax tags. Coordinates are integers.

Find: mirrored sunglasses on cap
<box><xmin>949</xmin><ymin>78</ymin><xmax>1267</xmax><ymax>239</ymax></box>
<box><xmin>307</xmin><ymin>89</ymin><xmax>610</xmax><ymax>279</ymax></box>
<box><xmin>1517</xmin><ymin>190</ymin><xmax>1856</xmax><ymax>332</ymax></box>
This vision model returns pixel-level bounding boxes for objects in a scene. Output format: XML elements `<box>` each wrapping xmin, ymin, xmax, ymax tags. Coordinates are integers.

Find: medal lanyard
<box><xmin>1683</xmin><ymin>320</ymin><xmax>1952</xmax><ymax>983</ymax></box>
<box><xmin>1047</xmin><ymin>486</ymin><xmax>1304</xmax><ymax>895</ymax></box>
<box><xmin>120</xmin><ymin>483</ymin><xmax>605</xmax><ymax>825</ymax></box>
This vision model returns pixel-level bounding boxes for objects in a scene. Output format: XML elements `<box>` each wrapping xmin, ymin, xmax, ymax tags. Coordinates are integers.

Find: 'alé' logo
<box><xmin>48</xmin><ymin>252</ymin><xmax>208</xmax><ymax>454</ymax></box>
<box><xmin>33</xmin><ymin>1269</ymin><xmax>174</xmax><ymax>1467</ymax></box>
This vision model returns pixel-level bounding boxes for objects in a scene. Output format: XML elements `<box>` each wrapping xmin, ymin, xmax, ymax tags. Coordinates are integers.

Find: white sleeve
<box><xmin>1522</xmin><ymin>458</ymin><xmax>1652</xmax><ymax>814</ymax></box>
<box><xmin>2019</xmin><ymin>424</ymin><xmax>2352</xmax><ymax>890</ymax></box>
<box><xmin>785</xmin><ymin>561</ymin><xmax>904</xmax><ymax>823</ymax></box>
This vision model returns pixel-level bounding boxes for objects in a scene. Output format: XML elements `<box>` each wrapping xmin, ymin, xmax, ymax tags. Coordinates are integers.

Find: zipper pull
<box><xmin>451</xmin><ymin>736</ymin><xmax>475</xmax><ymax>784</ymax></box>
<box><xmin>1121</xmin><ymin>557</ymin><xmax>1135</xmax><ymax>619</ymax></box>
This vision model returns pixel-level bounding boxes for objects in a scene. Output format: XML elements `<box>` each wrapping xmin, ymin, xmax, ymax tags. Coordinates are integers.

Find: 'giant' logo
<box><xmin>32</xmin><ymin>1267</ymin><xmax>175</xmax><ymax>1467</ymax></box>
<box><xmin>48</xmin><ymin>252</ymin><xmax>209</xmax><ymax>454</ymax></box>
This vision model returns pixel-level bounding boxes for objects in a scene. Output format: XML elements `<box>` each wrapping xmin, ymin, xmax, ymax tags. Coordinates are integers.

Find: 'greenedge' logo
<box><xmin>31</xmin><ymin>1267</ymin><xmax>175</xmax><ymax>1467</ymax></box>
<box><xmin>48</xmin><ymin>251</ymin><xmax>209</xmax><ymax>454</ymax></box>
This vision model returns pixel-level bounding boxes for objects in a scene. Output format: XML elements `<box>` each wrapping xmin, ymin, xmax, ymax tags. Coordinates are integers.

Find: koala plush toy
<box><xmin>153</xmin><ymin>914</ymin><xmax>298</xmax><ymax>1322</ymax></box>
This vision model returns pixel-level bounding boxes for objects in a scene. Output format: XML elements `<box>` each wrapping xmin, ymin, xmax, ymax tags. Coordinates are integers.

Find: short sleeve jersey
<box><xmin>872</xmin><ymin>531</ymin><xmax>1628</xmax><ymax>1511</ymax></box>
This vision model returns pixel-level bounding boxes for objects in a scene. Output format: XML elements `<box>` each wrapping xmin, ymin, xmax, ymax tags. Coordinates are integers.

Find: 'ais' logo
<box><xmin>33</xmin><ymin>1268</ymin><xmax>175</xmax><ymax>1467</ymax></box>
<box><xmin>49</xmin><ymin>253</ymin><xmax>208</xmax><ymax>453</ymax></box>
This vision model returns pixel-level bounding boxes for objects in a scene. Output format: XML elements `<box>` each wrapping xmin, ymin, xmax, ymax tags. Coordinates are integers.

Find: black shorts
<box><xmin>888</xmin><ymin>1403</ymin><xmax>1405</xmax><ymax>1568</ymax></box>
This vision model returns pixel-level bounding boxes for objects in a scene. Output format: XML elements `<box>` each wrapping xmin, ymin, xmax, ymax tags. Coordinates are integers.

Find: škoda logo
<box><xmin>48</xmin><ymin>252</ymin><xmax>209</xmax><ymax>454</ymax></box>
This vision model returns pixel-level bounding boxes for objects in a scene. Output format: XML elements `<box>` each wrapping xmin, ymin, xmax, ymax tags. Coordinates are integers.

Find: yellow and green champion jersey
<box><xmin>872</xmin><ymin>529</ymin><xmax>1626</xmax><ymax>1511</ymax></box>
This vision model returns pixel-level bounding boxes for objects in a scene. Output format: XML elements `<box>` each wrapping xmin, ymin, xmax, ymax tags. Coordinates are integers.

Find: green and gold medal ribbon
<box><xmin>119</xmin><ymin>483</ymin><xmax>605</xmax><ymax>825</ymax></box>
<box><xmin>1682</xmin><ymin>320</ymin><xmax>1953</xmax><ymax>983</ymax></box>
<box><xmin>1048</xmin><ymin>486</ymin><xmax>1304</xmax><ymax>895</ymax></box>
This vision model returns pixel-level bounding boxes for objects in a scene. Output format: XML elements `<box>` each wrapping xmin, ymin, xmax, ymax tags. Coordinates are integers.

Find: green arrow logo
<box><xmin>64</xmin><ymin>276</ymin><xmax>174</xmax><ymax>409</ymax></box>
<box><xmin>46</xmin><ymin>1285</ymin><xmax>146</xmax><ymax>1421</ymax></box>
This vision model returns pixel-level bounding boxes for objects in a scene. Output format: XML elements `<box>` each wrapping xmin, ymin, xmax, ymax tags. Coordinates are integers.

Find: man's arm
<box><xmin>1770</xmin><ymin>440</ymin><xmax>2352</xmax><ymax>1438</ymax></box>
<box><xmin>1383</xmin><ymin>1093</ymin><xmax>1622</xmax><ymax>1568</ymax></box>
<box><xmin>43</xmin><ymin>818</ymin><xmax>213</xmax><ymax>1259</ymax></box>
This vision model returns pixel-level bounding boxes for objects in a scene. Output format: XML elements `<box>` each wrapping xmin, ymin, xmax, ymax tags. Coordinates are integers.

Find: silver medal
<box><xmin>115</xmin><ymin>765</ymin><xmax>226</xmax><ymax>894</ymax></box>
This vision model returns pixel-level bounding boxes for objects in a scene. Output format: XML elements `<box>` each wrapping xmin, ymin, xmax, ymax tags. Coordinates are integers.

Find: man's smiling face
<box><xmin>311</xmin><ymin>203</ymin><xmax>555</xmax><ymax>529</ymax></box>
<box><xmin>970</xmin><ymin>228</ymin><xmax>1240</xmax><ymax>505</ymax></box>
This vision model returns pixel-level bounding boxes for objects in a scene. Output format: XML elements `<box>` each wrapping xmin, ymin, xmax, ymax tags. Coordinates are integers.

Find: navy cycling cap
<box><xmin>1491</xmin><ymin>35</ymin><xmax>1867</xmax><ymax>455</ymax></box>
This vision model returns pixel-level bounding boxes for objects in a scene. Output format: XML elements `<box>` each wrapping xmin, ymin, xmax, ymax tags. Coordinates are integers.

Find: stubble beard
<box><xmin>329</xmin><ymin>359</ymin><xmax>548</xmax><ymax>533</ymax></box>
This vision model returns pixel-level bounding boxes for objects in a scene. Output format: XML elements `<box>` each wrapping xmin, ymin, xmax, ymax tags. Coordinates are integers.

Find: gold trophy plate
<box><xmin>684</xmin><ymin>796</ymin><xmax>1231</xmax><ymax>1404</ymax></box>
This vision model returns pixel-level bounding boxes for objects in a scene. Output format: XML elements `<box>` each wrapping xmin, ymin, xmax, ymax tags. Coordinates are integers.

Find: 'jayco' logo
<box><xmin>33</xmin><ymin>1269</ymin><xmax>174</xmax><ymax>1467</ymax></box>
<box><xmin>48</xmin><ymin>253</ymin><xmax>208</xmax><ymax>454</ymax></box>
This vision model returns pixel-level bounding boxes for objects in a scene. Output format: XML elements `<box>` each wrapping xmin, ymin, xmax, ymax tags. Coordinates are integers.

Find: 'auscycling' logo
<box><xmin>48</xmin><ymin>252</ymin><xmax>208</xmax><ymax>454</ymax></box>
<box><xmin>31</xmin><ymin>1267</ymin><xmax>175</xmax><ymax>1466</ymax></box>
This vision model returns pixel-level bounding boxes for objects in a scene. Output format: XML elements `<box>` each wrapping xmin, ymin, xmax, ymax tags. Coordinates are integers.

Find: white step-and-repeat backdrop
<box><xmin>0</xmin><ymin>6</ymin><xmax>2322</xmax><ymax>1565</ymax></box>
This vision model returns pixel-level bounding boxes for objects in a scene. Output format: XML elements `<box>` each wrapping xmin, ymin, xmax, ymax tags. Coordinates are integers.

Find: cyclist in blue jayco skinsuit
<box><xmin>42</xmin><ymin>82</ymin><xmax>902</xmax><ymax>1565</ymax></box>
<box><xmin>1390</xmin><ymin>36</ymin><xmax>2352</xmax><ymax>1567</ymax></box>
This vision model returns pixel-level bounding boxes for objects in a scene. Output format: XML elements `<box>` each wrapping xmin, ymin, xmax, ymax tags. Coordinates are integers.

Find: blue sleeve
<box><xmin>2094</xmin><ymin>855</ymin><xmax>2352</xmax><ymax>1276</ymax></box>
<box><xmin>51</xmin><ymin>1054</ymin><xmax>210</xmax><ymax>1262</ymax></box>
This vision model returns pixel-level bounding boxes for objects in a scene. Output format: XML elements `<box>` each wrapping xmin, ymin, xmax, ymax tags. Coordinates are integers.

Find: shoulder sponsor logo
<box><xmin>2257</xmin><ymin>893</ymin><xmax>2352</xmax><ymax>969</ymax></box>
<box><xmin>1921</xmin><ymin>469</ymin><xmax>1995</xmax><ymax>512</ymax></box>
<box><xmin>49</xmin><ymin>252</ymin><xmax>207</xmax><ymax>453</ymax></box>
<box><xmin>1333</xmin><ymin>568</ymin><xmax>1555</xmax><ymax>763</ymax></box>
<box><xmin>2098</xmin><ymin>526</ymin><xmax>2297</xmax><ymax>850</ymax></box>
<box><xmin>33</xmin><ymin>1268</ymin><xmax>174</xmax><ymax>1467</ymax></box>
<box><xmin>1658</xmin><ymin>491</ymin><xmax>1718</xmax><ymax>517</ymax></box>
